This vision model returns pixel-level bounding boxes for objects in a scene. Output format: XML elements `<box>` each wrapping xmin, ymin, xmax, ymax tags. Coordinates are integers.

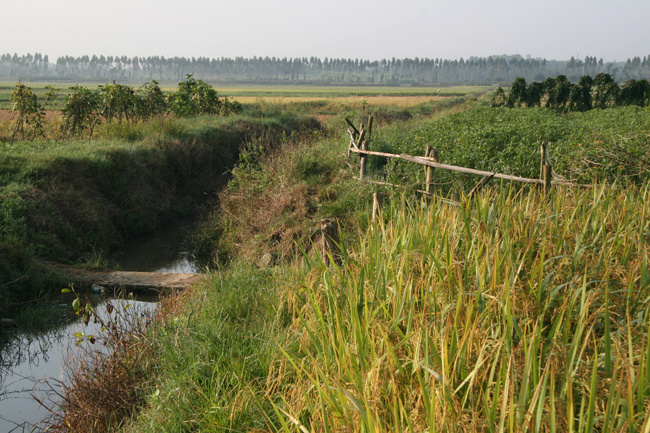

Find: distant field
<box><xmin>0</xmin><ymin>81</ymin><xmax>491</xmax><ymax>110</ymax></box>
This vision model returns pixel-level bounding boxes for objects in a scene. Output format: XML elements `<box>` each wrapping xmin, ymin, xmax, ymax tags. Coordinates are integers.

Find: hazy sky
<box><xmin>1</xmin><ymin>0</ymin><xmax>648</xmax><ymax>62</ymax></box>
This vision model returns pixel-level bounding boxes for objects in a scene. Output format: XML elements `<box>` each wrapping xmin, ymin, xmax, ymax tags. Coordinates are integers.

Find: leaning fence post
<box><xmin>543</xmin><ymin>164</ymin><xmax>552</xmax><ymax>194</ymax></box>
<box><xmin>360</xmin><ymin>139</ymin><xmax>368</xmax><ymax>178</ymax></box>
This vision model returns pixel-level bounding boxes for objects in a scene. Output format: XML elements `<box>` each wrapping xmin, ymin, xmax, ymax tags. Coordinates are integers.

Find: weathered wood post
<box><xmin>540</xmin><ymin>141</ymin><xmax>547</xmax><ymax>180</ymax></box>
<box><xmin>359</xmin><ymin>126</ymin><xmax>368</xmax><ymax>178</ymax></box>
<box><xmin>321</xmin><ymin>219</ymin><xmax>342</xmax><ymax>266</ymax></box>
<box><xmin>543</xmin><ymin>164</ymin><xmax>552</xmax><ymax>194</ymax></box>
<box><xmin>424</xmin><ymin>146</ymin><xmax>439</xmax><ymax>195</ymax></box>
<box><xmin>372</xmin><ymin>192</ymin><xmax>383</xmax><ymax>222</ymax></box>
<box><xmin>358</xmin><ymin>117</ymin><xmax>373</xmax><ymax>179</ymax></box>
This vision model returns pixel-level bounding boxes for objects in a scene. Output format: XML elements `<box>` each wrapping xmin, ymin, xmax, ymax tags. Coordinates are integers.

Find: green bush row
<box><xmin>493</xmin><ymin>74</ymin><xmax>650</xmax><ymax>111</ymax></box>
<box><xmin>7</xmin><ymin>75</ymin><xmax>243</xmax><ymax>142</ymax></box>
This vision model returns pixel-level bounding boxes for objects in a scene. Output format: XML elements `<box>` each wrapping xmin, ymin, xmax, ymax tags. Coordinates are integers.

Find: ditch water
<box><xmin>0</xmin><ymin>220</ymin><xmax>204</xmax><ymax>432</ymax></box>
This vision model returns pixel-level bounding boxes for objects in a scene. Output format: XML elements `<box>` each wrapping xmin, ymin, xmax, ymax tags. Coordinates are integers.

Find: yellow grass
<box><xmin>231</xmin><ymin>95</ymin><xmax>450</xmax><ymax>107</ymax></box>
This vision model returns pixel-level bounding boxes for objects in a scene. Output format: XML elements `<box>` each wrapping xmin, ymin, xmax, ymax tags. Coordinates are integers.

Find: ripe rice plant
<box><xmin>270</xmin><ymin>184</ymin><xmax>650</xmax><ymax>432</ymax></box>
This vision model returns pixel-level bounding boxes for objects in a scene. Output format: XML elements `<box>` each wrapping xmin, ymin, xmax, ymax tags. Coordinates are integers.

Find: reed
<box><xmin>270</xmin><ymin>184</ymin><xmax>650</xmax><ymax>432</ymax></box>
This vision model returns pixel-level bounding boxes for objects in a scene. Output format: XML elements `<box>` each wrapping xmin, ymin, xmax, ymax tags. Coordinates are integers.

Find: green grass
<box><xmin>115</xmin><ymin>184</ymin><xmax>650</xmax><ymax>432</ymax></box>
<box><xmin>0</xmin><ymin>111</ymin><xmax>320</xmax><ymax>313</ymax></box>
<box><xmin>267</xmin><ymin>185</ymin><xmax>650</xmax><ymax>431</ymax></box>
<box><xmin>0</xmin><ymin>81</ymin><xmax>490</xmax><ymax>110</ymax></box>
<box><xmin>44</xmin><ymin>94</ymin><xmax>650</xmax><ymax>431</ymax></box>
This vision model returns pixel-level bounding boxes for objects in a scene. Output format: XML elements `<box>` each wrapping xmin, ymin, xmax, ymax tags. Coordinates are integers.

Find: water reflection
<box><xmin>0</xmin><ymin>295</ymin><xmax>156</xmax><ymax>432</ymax></box>
<box><xmin>112</xmin><ymin>220</ymin><xmax>204</xmax><ymax>273</ymax></box>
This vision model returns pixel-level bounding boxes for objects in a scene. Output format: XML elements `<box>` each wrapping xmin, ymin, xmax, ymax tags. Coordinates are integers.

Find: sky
<box><xmin>1</xmin><ymin>0</ymin><xmax>649</xmax><ymax>63</ymax></box>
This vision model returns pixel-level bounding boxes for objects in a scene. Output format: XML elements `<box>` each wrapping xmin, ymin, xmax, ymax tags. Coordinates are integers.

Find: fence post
<box><xmin>424</xmin><ymin>146</ymin><xmax>439</xmax><ymax>195</ymax></box>
<box><xmin>360</xmin><ymin>135</ymin><xmax>368</xmax><ymax>178</ymax></box>
<box><xmin>543</xmin><ymin>164</ymin><xmax>552</xmax><ymax>194</ymax></box>
<box><xmin>540</xmin><ymin>141</ymin><xmax>547</xmax><ymax>180</ymax></box>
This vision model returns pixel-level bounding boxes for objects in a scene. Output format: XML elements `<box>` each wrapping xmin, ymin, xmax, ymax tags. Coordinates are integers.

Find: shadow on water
<box><xmin>112</xmin><ymin>219</ymin><xmax>206</xmax><ymax>274</ymax></box>
<box><xmin>1</xmin><ymin>218</ymin><xmax>204</xmax><ymax>431</ymax></box>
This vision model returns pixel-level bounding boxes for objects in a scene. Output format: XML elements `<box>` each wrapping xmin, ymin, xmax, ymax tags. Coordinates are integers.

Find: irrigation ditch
<box><xmin>0</xmin><ymin>113</ymin><xmax>322</xmax><ymax>430</ymax></box>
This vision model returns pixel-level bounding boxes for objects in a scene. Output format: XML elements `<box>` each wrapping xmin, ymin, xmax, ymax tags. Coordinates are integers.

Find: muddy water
<box><xmin>0</xmin><ymin>220</ymin><xmax>205</xmax><ymax>431</ymax></box>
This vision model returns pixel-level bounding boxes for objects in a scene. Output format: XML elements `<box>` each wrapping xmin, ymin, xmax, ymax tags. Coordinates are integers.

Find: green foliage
<box><xmin>99</xmin><ymin>81</ymin><xmax>137</xmax><ymax>123</ymax></box>
<box><xmin>490</xmin><ymin>86</ymin><xmax>507</xmax><ymax>107</ymax></box>
<box><xmin>270</xmin><ymin>186</ymin><xmax>650</xmax><ymax>431</ymax></box>
<box><xmin>9</xmin><ymin>82</ymin><xmax>54</xmax><ymax>141</ymax></box>
<box><xmin>168</xmin><ymin>74</ymin><xmax>241</xmax><ymax>118</ymax></box>
<box><xmin>506</xmin><ymin>74</ymin><xmax>650</xmax><ymax>112</ymax></box>
<box><xmin>0</xmin><ymin>112</ymin><xmax>320</xmax><ymax>310</ymax></box>
<box><xmin>568</xmin><ymin>75</ymin><xmax>593</xmax><ymax>112</ymax></box>
<box><xmin>135</xmin><ymin>80</ymin><xmax>167</xmax><ymax>119</ymax></box>
<box><xmin>379</xmin><ymin>106</ymin><xmax>650</xmax><ymax>191</ymax></box>
<box><xmin>617</xmin><ymin>78</ymin><xmax>650</xmax><ymax>107</ymax></box>
<box><xmin>506</xmin><ymin>77</ymin><xmax>527</xmax><ymax>107</ymax></box>
<box><xmin>594</xmin><ymin>72</ymin><xmax>619</xmax><ymax>108</ymax></box>
<box><xmin>61</xmin><ymin>85</ymin><xmax>102</xmax><ymax>139</ymax></box>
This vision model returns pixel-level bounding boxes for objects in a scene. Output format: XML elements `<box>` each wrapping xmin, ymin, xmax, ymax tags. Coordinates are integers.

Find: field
<box><xmin>104</xmin><ymin>103</ymin><xmax>650</xmax><ymax>432</ymax></box>
<box><xmin>3</xmin><ymin>85</ymin><xmax>650</xmax><ymax>431</ymax></box>
<box><xmin>0</xmin><ymin>80</ymin><xmax>490</xmax><ymax>110</ymax></box>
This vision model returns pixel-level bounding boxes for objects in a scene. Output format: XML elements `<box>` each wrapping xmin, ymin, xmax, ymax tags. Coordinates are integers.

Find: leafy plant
<box><xmin>135</xmin><ymin>80</ymin><xmax>167</xmax><ymax>120</ymax></box>
<box><xmin>168</xmin><ymin>74</ymin><xmax>242</xmax><ymax>117</ymax></box>
<box><xmin>61</xmin><ymin>85</ymin><xmax>102</xmax><ymax>139</ymax></box>
<box><xmin>99</xmin><ymin>81</ymin><xmax>137</xmax><ymax>123</ymax></box>
<box><xmin>9</xmin><ymin>82</ymin><xmax>56</xmax><ymax>141</ymax></box>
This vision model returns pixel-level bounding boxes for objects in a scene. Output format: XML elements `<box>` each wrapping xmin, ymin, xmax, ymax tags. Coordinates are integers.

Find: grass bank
<box><xmin>108</xmin><ymin>186</ymin><xmax>650</xmax><ymax>432</ymax></box>
<box><xmin>0</xmin><ymin>111</ymin><xmax>320</xmax><ymax>314</ymax></box>
<box><xmin>55</xmin><ymin>98</ymin><xmax>650</xmax><ymax>431</ymax></box>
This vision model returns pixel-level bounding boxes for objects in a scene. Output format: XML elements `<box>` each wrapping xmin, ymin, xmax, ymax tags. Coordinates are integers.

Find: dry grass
<box><xmin>232</xmin><ymin>95</ymin><xmax>447</xmax><ymax>108</ymax></box>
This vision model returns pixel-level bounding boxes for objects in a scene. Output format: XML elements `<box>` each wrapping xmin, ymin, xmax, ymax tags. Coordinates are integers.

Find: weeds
<box><xmin>270</xmin><ymin>185</ymin><xmax>650</xmax><ymax>431</ymax></box>
<box><xmin>44</xmin><ymin>290</ymin><xmax>156</xmax><ymax>432</ymax></box>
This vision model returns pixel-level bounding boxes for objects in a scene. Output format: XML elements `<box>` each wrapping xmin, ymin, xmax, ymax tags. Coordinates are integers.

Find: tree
<box><xmin>490</xmin><ymin>86</ymin><xmax>507</xmax><ymax>107</ymax></box>
<box><xmin>99</xmin><ymin>81</ymin><xmax>136</xmax><ymax>122</ymax></box>
<box><xmin>593</xmin><ymin>73</ymin><xmax>619</xmax><ymax>108</ymax></box>
<box><xmin>506</xmin><ymin>77</ymin><xmax>527</xmax><ymax>107</ymax></box>
<box><xmin>568</xmin><ymin>75</ymin><xmax>593</xmax><ymax>112</ymax></box>
<box><xmin>617</xmin><ymin>79</ymin><xmax>650</xmax><ymax>107</ymax></box>
<box><xmin>525</xmin><ymin>81</ymin><xmax>545</xmax><ymax>107</ymax></box>
<box><xmin>10</xmin><ymin>82</ymin><xmax>43</xmax><ymax>141</ymax></box>
<box><xmin>61</xmin><ymin>85</ymin><xmax>102</xmax><ymax>139</ymax></box>
<box><xmin>136</xmin><ymin>80</ymin><xmax>167</xmax><ymax>120</ymax></box>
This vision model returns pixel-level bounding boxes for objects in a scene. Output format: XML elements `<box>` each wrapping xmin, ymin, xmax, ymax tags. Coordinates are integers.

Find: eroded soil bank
<box><xmin>0</xmin><ymin>113</ymin><xmax>321</xmax><ymax>313</ymax></box>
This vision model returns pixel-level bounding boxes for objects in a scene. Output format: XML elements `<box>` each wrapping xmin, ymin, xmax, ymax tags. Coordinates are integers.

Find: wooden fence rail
<box><xmin>346</xmin><ymin>117</ymin><xmax>591</xmax><ymax>193</ymax></box>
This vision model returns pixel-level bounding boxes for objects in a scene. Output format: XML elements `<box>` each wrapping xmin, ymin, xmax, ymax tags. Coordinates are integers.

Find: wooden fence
<box><xmin>346</xmin><ymin>116</ymin><xmax>592</xmax><ymax>196</ymax></box>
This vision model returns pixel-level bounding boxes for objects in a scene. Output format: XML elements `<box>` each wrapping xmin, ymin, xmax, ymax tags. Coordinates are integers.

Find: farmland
<box><xmin>2</xmin><ymin>81</ymin><xmax>650</xmax><ymax>431</ymax></box>
<box><xmin>107</xmin><ymin>101</ymin><xmax>650</xmax><ymax>432</ymax></box>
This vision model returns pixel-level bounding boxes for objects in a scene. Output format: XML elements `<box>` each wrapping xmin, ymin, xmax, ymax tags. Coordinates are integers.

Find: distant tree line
<box><xmin>8</xmin><ymin>74</ymin><xmax>242</xmax><ymax>141</ymax></box>
<box><xmin>491</xmin><ymin>73</ymin><xmax>650</xmax><ymax>111</ymax></box>
<box><xmin>1</xmin><ymin>52</ymin><xmax>649</xmax><ymax>85</ymax></box>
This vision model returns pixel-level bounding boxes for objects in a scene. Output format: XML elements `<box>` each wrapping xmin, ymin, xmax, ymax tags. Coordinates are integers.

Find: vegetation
<box><xmin>377</xmin><ymin>105</ymin><xmax>650</xmax><ymax>190</ymax></box>
<box><xmin>3</xmin><ymin>82</ymin><xmax>649</xmax><ymax>431</ymax></box>
<box><xmin>0</xmin><ymin>108</ymin><xmax>317</xmax><ymax>314</ymax></box>
<box><xmin>42</xmin><ymin>91</ymin><xmax>650</xmax><ymax>433</ymax></box>
<box><xmin>492</xmin><ymin>74</ymin><xmax>650</xmax><ymax>110</ymax></box>
<box><xmin>3</xmin><ymin>52</ymin><xmax>650</xmax><ymax>85</ymax></box>
<box><xmin>3</xmin><ymin>76</ymin><xmax>243</xmax><ymax>141</ymax></box>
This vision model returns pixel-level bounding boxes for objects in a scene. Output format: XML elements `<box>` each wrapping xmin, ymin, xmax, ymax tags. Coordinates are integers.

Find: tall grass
<box><xmin>270</xmin><ymin>184</ymin><xmax>650</xmax><ymax>432</ymax></box>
